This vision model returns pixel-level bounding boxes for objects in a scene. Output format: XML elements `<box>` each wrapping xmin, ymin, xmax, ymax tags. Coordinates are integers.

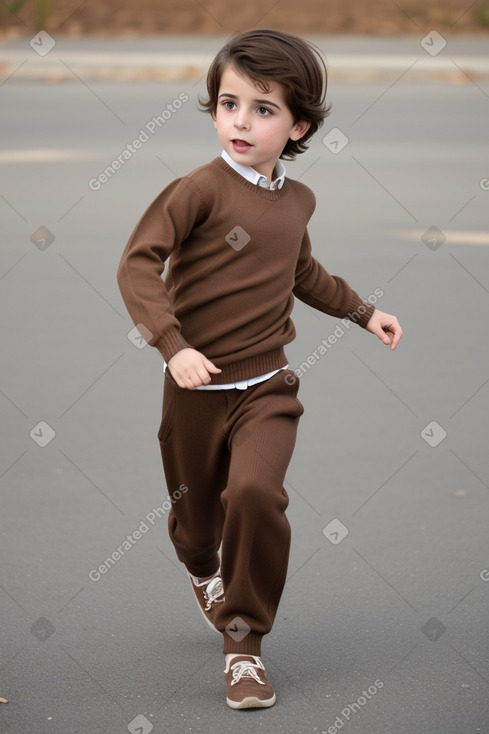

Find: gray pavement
<box><xmin>1</xmin><ymin>35</ymin><xmax>489</xmax><ymax>734</ymax></box>
<box><xmin>1</xmin><ymin>33</ymin><xmax>489</xmax><ymax>81</ymax></box>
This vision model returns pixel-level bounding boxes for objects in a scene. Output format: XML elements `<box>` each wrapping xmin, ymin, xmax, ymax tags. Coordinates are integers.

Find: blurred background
<box><xmin>1</xmin><ymin>2</ymin><xmax>489</xmax><ymax>734</ymax></box>
<box><xmin>1</xmin><ymin>0</ymin><xmax>489</xmax><ymax>36</ymax></box>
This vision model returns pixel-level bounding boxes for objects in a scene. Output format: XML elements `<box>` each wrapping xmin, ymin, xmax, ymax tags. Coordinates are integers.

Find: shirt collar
<box><xmin>221</xmin><ymin>149</ymin><xmax>286</xmax><ymax>190</ymax></box>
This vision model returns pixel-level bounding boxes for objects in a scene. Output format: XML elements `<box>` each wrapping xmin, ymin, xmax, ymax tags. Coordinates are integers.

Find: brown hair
<box><xmin>200</xmin><ymin>29</ymin><xmax>331</xmax><ymax>160</ymax></box>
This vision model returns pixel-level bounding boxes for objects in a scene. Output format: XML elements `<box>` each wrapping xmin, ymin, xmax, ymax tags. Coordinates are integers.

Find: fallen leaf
<box><xmin>0</xmin><ymin>697</ymin><xmax>8</xmax><ymax>703</ymax></box>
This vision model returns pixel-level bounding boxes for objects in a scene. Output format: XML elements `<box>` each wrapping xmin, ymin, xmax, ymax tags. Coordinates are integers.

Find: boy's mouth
<box><xmin>231</xmin><ymin>139</ymin><xmax>253</xmax><ymax>152</ymax></box>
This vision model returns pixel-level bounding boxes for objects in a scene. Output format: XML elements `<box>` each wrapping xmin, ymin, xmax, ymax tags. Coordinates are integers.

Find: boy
<box><xmin>117</xmin><ymin>29</ymin><xmax>402</xmax><ymax>710</ymax></box>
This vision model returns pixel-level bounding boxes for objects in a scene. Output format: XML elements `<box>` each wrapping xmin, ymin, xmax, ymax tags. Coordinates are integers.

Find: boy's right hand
<box><xmin>167</xmin><ymin>348</ymin><xmax>222</xmax><ymax>389</ymax></box>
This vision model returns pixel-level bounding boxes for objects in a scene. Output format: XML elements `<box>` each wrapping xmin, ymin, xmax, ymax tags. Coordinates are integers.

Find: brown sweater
<box><xmin>117</xmin><ymin>156</ymin><xmax>374</xmax><ymax>384</ymax></box>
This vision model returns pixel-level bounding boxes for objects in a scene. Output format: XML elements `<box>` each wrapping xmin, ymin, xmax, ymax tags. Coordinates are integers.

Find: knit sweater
<box><xmin>117</xmin><ymin>156</ymin><xmax>375</xmax><ymax>384</ymax></box>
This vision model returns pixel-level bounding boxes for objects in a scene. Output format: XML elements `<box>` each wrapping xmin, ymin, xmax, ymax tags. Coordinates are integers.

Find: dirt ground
<box><xmin>1</xmin><ymin>0</ymin><xmax>489</xmax><ymax>37</ymax></box>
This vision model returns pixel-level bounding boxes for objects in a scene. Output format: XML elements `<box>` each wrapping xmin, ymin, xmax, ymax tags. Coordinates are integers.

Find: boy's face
<box><xmin>212</xmin><ymin>64</ymin><xmax>310</xmax><ymax>183</ymax></box>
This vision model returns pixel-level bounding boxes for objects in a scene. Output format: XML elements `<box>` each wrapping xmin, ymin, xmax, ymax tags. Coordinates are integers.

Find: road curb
<box><xmin>1</xmin><ymin>48</ymin><xmax>489</xmax><ymax>83</ymax></box>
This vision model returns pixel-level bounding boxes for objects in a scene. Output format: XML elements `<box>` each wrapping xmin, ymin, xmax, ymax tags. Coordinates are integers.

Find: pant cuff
<box><xmin>222</xmin><ymin>631</ymin><xmax>263</xmax><ymax>656</ymax></box>
<box><xmin>184</xmin><ymin>554</ymin><xmax>220</xmax><ymax>579</ymax></box>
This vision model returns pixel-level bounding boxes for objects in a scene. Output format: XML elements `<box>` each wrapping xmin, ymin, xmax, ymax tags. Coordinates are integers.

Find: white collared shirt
<box><xmin>221</xmin><ymin>149</ymin><xmax>286</xmax><ymax>190</ymax></box>
<box><xmin>164</xmin><ymin>151</ymin><xmax>288</xmax><ymax>390</ymax></box>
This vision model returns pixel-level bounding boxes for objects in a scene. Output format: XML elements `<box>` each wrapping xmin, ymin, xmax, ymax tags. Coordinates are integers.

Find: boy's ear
<box><xmin>290</xmin><ymin>120</ymin><xmax>311</xmax><ymax>141</ymax></box>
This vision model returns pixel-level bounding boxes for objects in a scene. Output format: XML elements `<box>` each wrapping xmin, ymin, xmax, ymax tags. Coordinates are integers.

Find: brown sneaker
<box><xmin>188</xmin><ymin>571</ymin><xmax>224</xmax><ymax>633</ymax></box>
<box><xmin>225</xmin><ymin>655</ymin><xmax>276</xmax><ymax>709</ymax></box>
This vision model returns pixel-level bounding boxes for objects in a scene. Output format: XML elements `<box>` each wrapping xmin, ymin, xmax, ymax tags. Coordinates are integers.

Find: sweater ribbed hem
<box><xmin>209</xmin><ymin>348</ymin><xmax>288</xmax><ymax>384</ymax></box>
<box><xmin>223</xmin><ymin>631</ymin><xmax>263</xmax><ymax>656</ymax></box>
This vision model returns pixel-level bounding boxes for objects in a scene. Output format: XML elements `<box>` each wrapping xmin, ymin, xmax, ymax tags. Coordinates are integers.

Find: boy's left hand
<box><xmin>365</xmin><ymin>309</ymin><xmax>403</xmax><ymax>350</ymax></box>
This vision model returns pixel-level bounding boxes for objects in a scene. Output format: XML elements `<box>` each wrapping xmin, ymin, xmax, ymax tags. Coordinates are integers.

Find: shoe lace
<box><xmin>230</xmin><ymin>657</ymin><xmax>265</xmax><ymax>686</ymax></box>
<box><xmin>203</xmin><ymin>576</ymin><xmax>224</xmax><ymax>611</ymax></box>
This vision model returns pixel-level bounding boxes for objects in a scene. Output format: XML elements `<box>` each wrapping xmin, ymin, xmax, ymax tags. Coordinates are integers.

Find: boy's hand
<box><xmin>168</xmin><ymin>348</ymin><xmax>222</xmax><ymax>389</ymax></box>
<box><xmin>366</xmin><ymin>309</ymin><xmax>403</xmax><ymax>351</ymax></box>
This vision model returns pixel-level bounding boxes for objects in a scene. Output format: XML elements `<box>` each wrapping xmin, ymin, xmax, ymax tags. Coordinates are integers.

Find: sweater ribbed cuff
<box><xmin>154</xmin><ymin>329</ymin><xmax>191</xmax><ymax>363</ymax></box>
<box><xmin>347</xmin><ymin>292</ymin><xmax>375</xmax><ymax>329</ymax></box>
<box><xmin>222</xmin><ymin>631</ymin><xmax>263</xmax><ymax>656</ymax></box>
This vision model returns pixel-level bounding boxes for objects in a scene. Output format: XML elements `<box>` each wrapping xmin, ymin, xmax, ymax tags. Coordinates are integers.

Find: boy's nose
<box><xmin>233</xmin><ymin>112</ymin><xmax>250</xmax><ymax>130</ymax></box>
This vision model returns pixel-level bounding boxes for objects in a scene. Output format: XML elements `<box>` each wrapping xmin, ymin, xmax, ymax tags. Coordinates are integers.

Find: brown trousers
<box><xmin>158</xmin><ymin>367</ymin><xmax>304</xmax><ymax>655</ymax></box>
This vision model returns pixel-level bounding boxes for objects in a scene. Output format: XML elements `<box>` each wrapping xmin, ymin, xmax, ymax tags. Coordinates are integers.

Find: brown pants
<box><xmin>158</xmin><ymin>367</ymin><xmax>304</xmax><ymax>655</ymax></box>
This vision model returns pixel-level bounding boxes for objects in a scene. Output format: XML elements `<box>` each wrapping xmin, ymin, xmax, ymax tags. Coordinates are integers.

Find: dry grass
<box><xmin>1</xmin><ymin>0</ymin><xmax>488</xmax><ymax>37</ymax></box>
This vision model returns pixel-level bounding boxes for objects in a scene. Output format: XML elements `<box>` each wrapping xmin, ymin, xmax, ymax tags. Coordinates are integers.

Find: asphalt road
<box><xmin>1</xmin><ymin>39</ymin><xmax>489</xmax><ymax>734</ymax></box>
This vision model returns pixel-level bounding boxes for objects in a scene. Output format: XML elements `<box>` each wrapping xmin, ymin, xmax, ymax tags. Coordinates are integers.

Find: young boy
<box><xmin>117</xmin><ymin>29</ymin><xmax>402</xmax><ymax>709</ymax></box>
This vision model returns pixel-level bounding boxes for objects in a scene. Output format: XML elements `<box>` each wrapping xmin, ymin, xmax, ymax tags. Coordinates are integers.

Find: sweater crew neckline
<box><xmin>211</xmin><ymin>157</ymin><xmax>291</xmax><ymax>201</ymax></box>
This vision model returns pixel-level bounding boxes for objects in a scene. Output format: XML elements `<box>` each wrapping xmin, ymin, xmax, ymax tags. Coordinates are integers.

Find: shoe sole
<box><xmin>188</xmin><ymin>572</ymin><xmax>222</xmax><ymax>634</ymax></box>
<box><xmin>226</xmin><ymin>693</ymin><xmax>276</xmax><ymax>709</ymax></box>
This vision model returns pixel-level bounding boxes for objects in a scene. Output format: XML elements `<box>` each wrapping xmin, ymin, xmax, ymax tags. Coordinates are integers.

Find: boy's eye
<box><xmin>257</xmin><ymin>106</ymin><xmax>271</xmax><ymax>116</ymax></box>
<box><xmin>222</xmin><ymin>100</ymin><xmax>236</xmax><ymax>110</ymax></box>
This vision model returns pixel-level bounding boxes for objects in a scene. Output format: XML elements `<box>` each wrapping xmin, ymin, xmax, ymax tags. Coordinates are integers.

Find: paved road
<box><xmin>1</xmin><ymin>33</ymin><xmax>489</xmax><ymax>81</ymax></box>
<box><xmin>1</xmin><ymin>37</ymin><xmax>489</xmax><ymax>734</ymax></box>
